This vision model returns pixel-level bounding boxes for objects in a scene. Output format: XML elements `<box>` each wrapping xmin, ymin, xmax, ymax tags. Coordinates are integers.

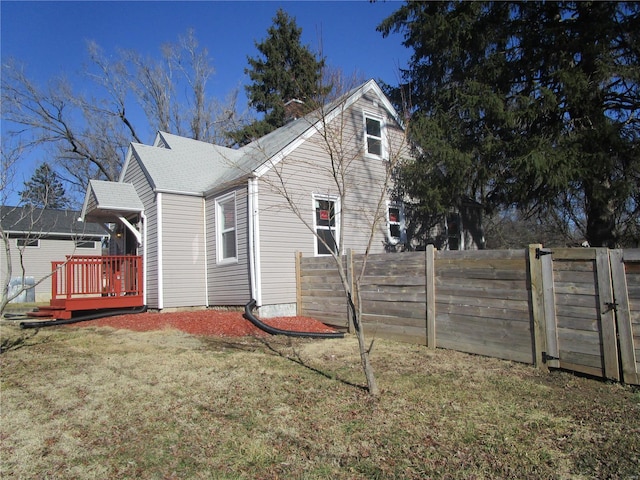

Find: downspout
<box><xmin>141</xmin><ymin>210</ymin><xmax>147</xmax><ymax>306</ymax></box>
<box><xmin>248</xmin><ymin>177</ymin><xmax>262</xmax><ymax>306</ymax></box>
<box><xmin>157</xmin><ymin>192</ymin><xmax>163</xmax><ymax>310</ymax></box>
<box><xmin>203</xmin><ymin>197</ymin><xmax>209</xmax><ymax>306</ymax></box>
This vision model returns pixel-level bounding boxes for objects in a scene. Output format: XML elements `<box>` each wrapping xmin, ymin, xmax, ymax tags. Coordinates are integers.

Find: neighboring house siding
<box><xmin>159</xmin><ymin>193</ymin><xmax>207</xmax><ymax>308</ymax></box>
<box><xmin>206</xmin><ymin>186</ymin><xmax>251</xmax><ymax>305</ymax></box>
<box><xmin>1</xmin><ymin>237</ymin><xmax>102</xmax><ymax>302</ymax></box>
<box><xmin>122</xmin><ymin>157</ymin><xmax>158</xmax><ymax>308</ymax></box>
<box><xmin>257</xmin><ymin>96</ymin><xmax>405</xmax><ymax>307</ymax></box>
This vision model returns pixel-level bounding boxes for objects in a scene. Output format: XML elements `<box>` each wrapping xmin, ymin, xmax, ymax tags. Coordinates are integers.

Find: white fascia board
<box><xmin>118</xmin><ymin>144</ymin><xmax>135</xmax><ymax>183</ymax></box>
<box><xmin>96</xmin><ymin>205</ymin><xmax>144</xmax><ymax>214</ymax></box>
<box><xmin>253</xmin><ymin>79</ymin><xmax>399</xmax><ymax>179</ymax></box>
<box><xmin>79</xmin><ymin>181</ymin><xmax>95</xmax><ymax>222</ymax></box>
<box><xmin>154</xmin><ymin>188</ymin><xmax>204</xmax><ymax>197</ymax></box>
<box><xmin>363</xmin><ymin>80</ymin><xmax>405</xmax><ymax>128</ymax></box>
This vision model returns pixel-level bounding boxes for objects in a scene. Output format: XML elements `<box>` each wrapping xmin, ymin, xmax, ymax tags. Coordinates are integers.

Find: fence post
<box><xmin>609</xmin><ymin>249</ymin><xmax>639</xmax><ymax>384</ymax></box>
<box><xmin>425</xmin><ymin>244</ymin><xmax>436</xmax><ymax>349</ymax></box>
<box><xmin>347</xmin><ymin>249</ymin><xmax>355</xmax><ymax>333</ymax></box>
<box><xmin>528</xmin><ymin>244</ymin><xmax>548</xmax><ymax>371</ymax></box>
<box><xmin>595</xmin><ymin>248</ymin><xmax>620</xmax><ymax>381</ymax></box>
<box><xmin>295</xmin><ymin>251</ymin><xmax>302</xmax><ymax>316</ymax></box>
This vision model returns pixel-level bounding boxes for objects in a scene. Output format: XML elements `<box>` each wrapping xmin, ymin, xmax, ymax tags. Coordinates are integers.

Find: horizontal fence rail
<box><xmin>297</xmin><ymin>245</ymin><xmax>640</xmax><ymax>385</ymax></box>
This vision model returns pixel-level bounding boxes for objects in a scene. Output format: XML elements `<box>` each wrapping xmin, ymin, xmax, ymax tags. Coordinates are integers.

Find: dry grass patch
<box><xmin>1</xmin><ymin>322</ymin><xmax>639</xmax><ymax>479</ymax></box>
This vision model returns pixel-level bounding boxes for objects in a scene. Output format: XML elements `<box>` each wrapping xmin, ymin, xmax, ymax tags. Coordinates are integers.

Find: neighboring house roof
<box><xmin>83</xmin><ymin>79</ymin><xmax>401</xmax><ymax>217</ymax></box>
<box><xmin>1</xmin><ymin>205</ymin><xmax>105</xmax><ymax>237</ymax></box>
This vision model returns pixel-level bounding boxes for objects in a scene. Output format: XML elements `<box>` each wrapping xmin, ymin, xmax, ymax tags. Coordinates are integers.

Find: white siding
<box><xmin>159</xmin><ymin>193</ymin><xmax>207</xmax><ymax>308</ymax></box>
<box><xmin>257</xmin><ymin>94</ymin><xmax>409</xmax><ymax>308</ymax></box>
<box><xmin>0</xmin><ymin>237</ymin><xmax>102</xmax><ymax>303</ymax></box>
<box><xmin>122</xmin><ymin>156</ymin><xmax>158</xmax><ymax>308</ymax></box>
<box><xmin>206</xmin><ymin>186</ymin><xmax>252</xmax><ymax>305</ymax></box>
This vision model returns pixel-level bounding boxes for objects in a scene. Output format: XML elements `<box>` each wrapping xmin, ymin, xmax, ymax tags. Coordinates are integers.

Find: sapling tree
<box><xmin>251</xmin><ymin>74</ymin><xmax>410</xmax><ymax>396</ymax></box>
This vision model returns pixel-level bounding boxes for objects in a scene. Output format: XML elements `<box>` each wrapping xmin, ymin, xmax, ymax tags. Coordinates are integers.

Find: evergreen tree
<box><xmin>230</xmin><ymin>9</ymin><xmax>329</xmax><ymax>145</ymax></box>
<box><xmin>379</xmin><ymin>1</ymin><xmax>640</xmax><ymax>247</ymax></box>
<box><xmin>19</xmin><ymin>162</ymin><xmax>68</xmax><ymax>209</ymax></box>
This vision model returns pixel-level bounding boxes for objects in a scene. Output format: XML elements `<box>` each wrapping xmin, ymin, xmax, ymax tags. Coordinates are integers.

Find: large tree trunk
<box><xmin>585</xmin><ymin>180</ymin><xmax>617</xmax><ymax>248</ymax></box>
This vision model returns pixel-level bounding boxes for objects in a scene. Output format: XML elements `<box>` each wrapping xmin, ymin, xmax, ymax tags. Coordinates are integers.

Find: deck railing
<box><xmin>51</xmin><ymin>255</ymin><xmax>143</xmax><ymax>301</ymax></box>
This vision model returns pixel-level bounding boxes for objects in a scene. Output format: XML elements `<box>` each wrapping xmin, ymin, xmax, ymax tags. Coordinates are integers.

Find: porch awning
<box><xmin>81</xmin><ymin>180</ymin><xmax>144</xmax><ymax>223</ymax></box>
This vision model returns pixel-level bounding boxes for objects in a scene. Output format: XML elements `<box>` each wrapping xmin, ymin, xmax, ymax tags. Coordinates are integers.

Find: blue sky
<box><xmin>1</xmin><ymin>1</ymin><xmax>409</xmax><ymax>204</ymax></box>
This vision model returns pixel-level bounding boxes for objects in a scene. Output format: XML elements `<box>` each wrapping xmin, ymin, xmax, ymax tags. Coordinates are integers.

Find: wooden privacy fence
<box><xmin>296</xmin><ymin>245</ymin><xmax>640</xmax><ymax>385</ymax></box>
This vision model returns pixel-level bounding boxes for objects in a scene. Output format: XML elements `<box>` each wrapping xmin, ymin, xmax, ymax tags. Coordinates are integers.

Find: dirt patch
<box><xmin>67</xmin><ymin>309</ymin><xmax>339</xmax><ymax>337</ymax></box>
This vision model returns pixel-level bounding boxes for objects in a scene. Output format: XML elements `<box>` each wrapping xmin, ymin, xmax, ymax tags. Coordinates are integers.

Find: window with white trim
<box><xmin>16</xmin><ymin>238</ymin><xmax>39</xmax><ymax>248</ymax></box>
<box><xmin>364</xmin><ymin>112</ymin><xmax>385</xmax><ymax>158</ymax></box>
<box><xmin>313</xmin><ymin>195</ymin><xmax>339</xmax><ymax>256</ymax></box>
<box><xmin>75</xmin><ymin>240</ymin><xmax>96</xmax><ymax>249</ymax></box>
<box><xmin>216</xmin><ymin>192</ymin><xmax>237</xmax><ymax>263</ymax></box>
<box><xmin>387</xmin><ymin>202</ymin><xmax>406</xmax><ymax>245</ymax></box>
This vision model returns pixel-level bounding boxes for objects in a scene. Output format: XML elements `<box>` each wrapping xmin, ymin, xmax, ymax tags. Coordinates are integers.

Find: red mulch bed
<box><xmin>68</xmin><ymin>309</ymin><xmax>339</xmax><ymax>337</ymax></box>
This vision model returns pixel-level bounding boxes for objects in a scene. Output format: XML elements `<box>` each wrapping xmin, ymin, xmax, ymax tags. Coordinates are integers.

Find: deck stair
<box><xmin>25</xmin><ymin>255</ymin><xmax>144</xmax><ymax>321</ymax></box>
<box><xmin>26</xmin><ymin>305</ymin><xmax>67</xmax><ymax>319</ymax></box>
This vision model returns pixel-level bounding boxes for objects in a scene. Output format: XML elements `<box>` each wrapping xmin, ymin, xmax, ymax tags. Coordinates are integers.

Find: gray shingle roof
<box><xmin>89</xmin><ymin>180</ymin><xmax>144</xmax><ymax>211</ymax></box>
<box><xmin>130</xmin><ymin>80</ymin><xmax>390</xmax><ymax>197</ymax></box>
<box><xmin>82</xmin><ymin>80</ymin><xmax>399</xmax><ymax>213</ymax></box>
<box><xmin>1</xmin><ymin>205</ymin><xmax>105</xmax><ymax>237</ymax></box>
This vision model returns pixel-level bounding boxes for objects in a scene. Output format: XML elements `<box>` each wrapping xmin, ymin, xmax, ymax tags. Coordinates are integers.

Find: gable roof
<box><xmin>1</xmin><ymin>205</ymin><xmax>105</xmax><ymax>237</ymax></box>
<box><xmin>81</xmin><ymin>180</ymin><xmax>145</xmax><ymax>223</ymax></box>
<box><xmin>127</xmin><ymin>79</ymin><xmax>402</xmax><ymax>197</ymax></box>
<box><xmin>83</xmin><ymin>79</ymin><xmax>402</xmax><ymax>217</ymax></box>
<box><xmin>129</xmin><ymin>134</ymin><xmax>248</xmax><ymax>195</ymax></box>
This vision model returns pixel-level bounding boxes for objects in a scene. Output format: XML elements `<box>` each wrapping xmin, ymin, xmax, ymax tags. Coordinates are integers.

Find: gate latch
<box><xmin>542</xmin><ymin>351</ymin><xmax>559</xmax><ymax>363</ymax></box>
<box><xmin>535</xmin><ymin>248</ymin><xmax>553</xmax><ymax>259</ymax></box>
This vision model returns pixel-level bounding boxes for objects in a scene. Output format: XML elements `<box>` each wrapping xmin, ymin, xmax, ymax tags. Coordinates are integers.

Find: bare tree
<box><xmin>1</xmin><ymin>30</ymin><xmax>244</xmax><ymax>205</ymax></box>
<box><xmin>251</xmin><ymin>75</ymin><xmax>410</xmax><ymax>395</ymax></box>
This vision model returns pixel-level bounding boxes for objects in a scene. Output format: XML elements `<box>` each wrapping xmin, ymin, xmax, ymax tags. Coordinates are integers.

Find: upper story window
<box><xmin>313</xmin><ymin>194</ymin><xmax>339</xmax><ymax>256</ymax></box>
<box><xmin>364</xmin><ymin>112</ymin><xmax>385</xmax><ymax>158</ymax></box>
<box><xmin>215</xmin><ymin>192</ymin><xmax>237</xmax><ymax>263</ymax></box>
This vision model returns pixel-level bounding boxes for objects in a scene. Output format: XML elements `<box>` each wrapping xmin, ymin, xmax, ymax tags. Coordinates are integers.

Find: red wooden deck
<box><xmin>32</xmin><ymin>255</ymin><xmax>143</xmax><ymax>320</ymax></box>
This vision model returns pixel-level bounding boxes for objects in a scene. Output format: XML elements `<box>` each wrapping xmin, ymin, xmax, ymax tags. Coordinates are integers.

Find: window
<box><xmin>216</xmin><ymin>193</ymin><xmax>237</xmax><ymax>263</ymax></box>
<box><xmin>314</xmin><ymin>195</ymin><xmax>339</xmax><ymax>256</ymax></box>
<box><xmin>76</xmin><ymin>240</ymin><xmax>96</xmax><ymax>249</ymax></box>
<box><xmin>17</xmin><ymin>238</ymin><xmax>39</xmax><ymax>248</ymax></box>
<box><xmin>387</xmin><ymin>202</ymin><xmax>406</xmax><ymax>245</ymax></box>
<box><xmin>364</xmin><ymin>113</ymin><xmax>384</xmax><ymax>158</ymax></box>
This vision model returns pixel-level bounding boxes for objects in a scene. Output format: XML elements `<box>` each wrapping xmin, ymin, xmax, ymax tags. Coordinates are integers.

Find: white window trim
<box><xmin>312</xmin><ymin>194</ymin><xmax>340</xmax><ymax>257</ymax></box>
<box><xmin>75</xmin><ymin>240</ymin><xmax>96</xmax><ymax>249</ymax></box>
<box><xmin>215</xmin><ymin>191</ymin><xmax>238</xmax><ymax>265</ymax></box>
<box><xmin>16</xmin><ymin>238</ymin><xmax>40</xmax><ymax>248</ymax></box>
<box><xmin>363</xmin><ymin>111</ymin><xmax>386</xmax><ymax>159</ymax></box>
<box><xmin>386</xmin><ymin>201</ymin><xmax>406</xmax><ymax>246</ymax></box>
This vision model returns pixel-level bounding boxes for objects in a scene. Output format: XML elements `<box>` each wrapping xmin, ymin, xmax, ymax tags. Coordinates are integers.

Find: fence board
<box><xmin>297</xmin><ymin>246</ymin><xmax>640</xmax><ymax>385</ymax></box>
<box><xmin>611</xmin><ymin>249</ymin><xmax>640</xmax><ymax>384</ymax></box>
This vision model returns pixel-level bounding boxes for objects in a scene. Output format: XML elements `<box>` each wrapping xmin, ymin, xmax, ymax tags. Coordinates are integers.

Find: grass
<box><xmin>1</xmin><ymin>321</ymin><xmax>639</xmax><ymax>479</ymax></box>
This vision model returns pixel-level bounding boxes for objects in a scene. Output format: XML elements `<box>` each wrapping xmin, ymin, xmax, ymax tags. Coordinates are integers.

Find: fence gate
<box><xmin>538</xmin><ymin>247</ymin><xmax>640</xmax><ymax>384</ymax></box>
